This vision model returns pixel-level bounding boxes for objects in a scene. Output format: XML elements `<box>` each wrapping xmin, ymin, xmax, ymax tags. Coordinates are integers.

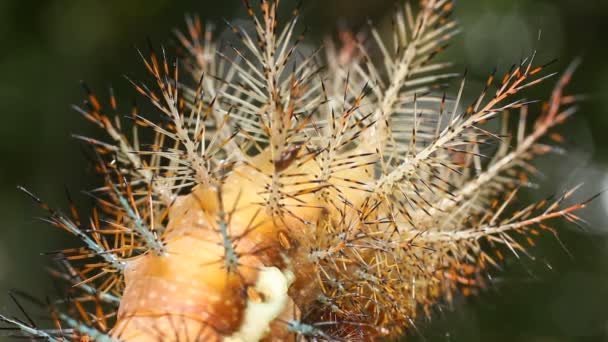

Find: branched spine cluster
<box><xmin>1</xmin><ymin>1</ymin><xmax>592</xmax><ymax>341</ymax></box>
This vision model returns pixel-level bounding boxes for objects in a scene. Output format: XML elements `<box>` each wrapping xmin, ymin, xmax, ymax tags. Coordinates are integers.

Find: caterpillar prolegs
<box><xmin>1</xmin><ymin>0</ymin><xmax>593</xmax><ymax>341</ymax></box>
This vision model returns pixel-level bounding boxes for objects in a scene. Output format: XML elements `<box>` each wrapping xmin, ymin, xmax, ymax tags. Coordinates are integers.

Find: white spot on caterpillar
<box><xmin>224</xmin><ymin>266</ymin><xmax>294</xmax><ymax>342</ymax></box>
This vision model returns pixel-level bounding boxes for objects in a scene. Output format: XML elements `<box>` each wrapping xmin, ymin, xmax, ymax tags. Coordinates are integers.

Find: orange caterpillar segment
<box><xmin>110</xmin><ymin>149</ymin><xmax>374</xmax><ymax>341</ymax></box>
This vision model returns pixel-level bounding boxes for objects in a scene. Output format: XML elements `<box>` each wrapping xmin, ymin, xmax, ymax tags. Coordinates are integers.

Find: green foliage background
<box><xmin>1</xmin><ymin>0</ymin><xmax>607</xmax><ymax>341</ymax></box>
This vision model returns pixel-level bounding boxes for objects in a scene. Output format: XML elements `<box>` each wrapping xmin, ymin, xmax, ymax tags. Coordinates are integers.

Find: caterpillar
<box><xmin>0</xmin><ymin>0</ymin><xmax>594</xmax><ymax>341</ymax></box>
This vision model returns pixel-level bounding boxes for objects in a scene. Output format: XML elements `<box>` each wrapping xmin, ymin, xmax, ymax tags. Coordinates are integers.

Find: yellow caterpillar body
<box><xmin>111</xmin><ymin>149</ymin><xmax>373</xmax><ymax>340</ymax></box>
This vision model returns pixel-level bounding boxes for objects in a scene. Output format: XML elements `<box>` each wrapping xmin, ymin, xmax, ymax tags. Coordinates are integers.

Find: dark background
<box><xmin>1</xmin><ymin>0</ymin><xmax>607</xmax><ymax>341</ymax></box>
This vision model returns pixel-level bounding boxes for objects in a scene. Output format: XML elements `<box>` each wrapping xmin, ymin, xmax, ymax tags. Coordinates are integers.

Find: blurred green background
<box><xmin>1</xmin><ymin>0</ymin><xmax>607</xmax><ymax>341</ymax></box>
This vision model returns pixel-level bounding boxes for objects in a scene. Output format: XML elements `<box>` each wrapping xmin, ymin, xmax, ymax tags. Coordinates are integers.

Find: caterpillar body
<box><xmin>0</xmin><ymin>0</ymin><xmax>592</xmax><ymax>341</ymax></box>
